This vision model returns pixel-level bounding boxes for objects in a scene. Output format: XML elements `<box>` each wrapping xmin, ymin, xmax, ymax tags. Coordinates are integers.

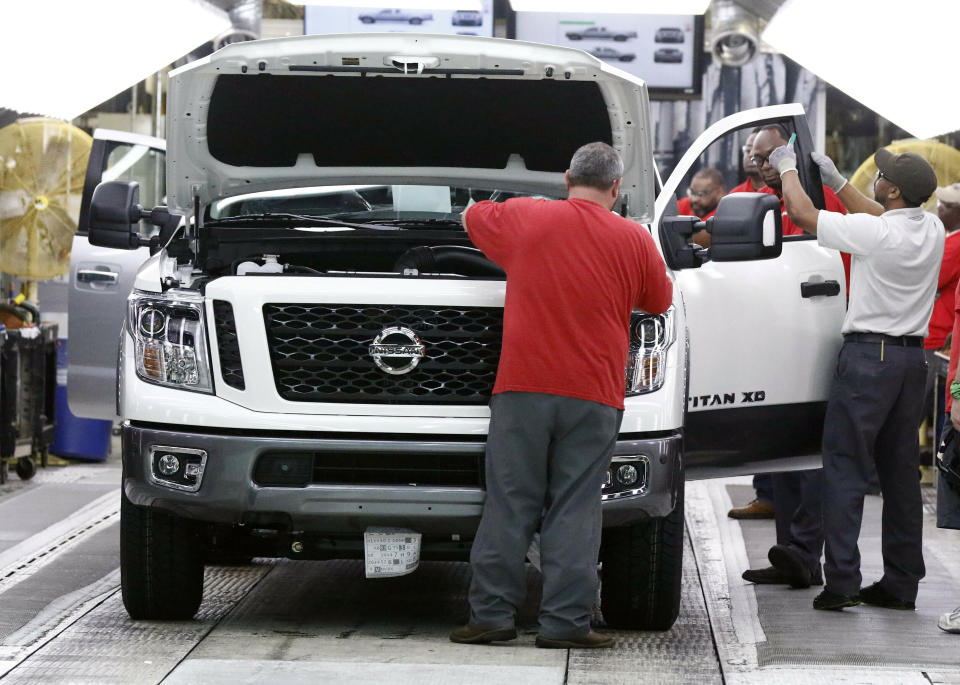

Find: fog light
<box><xmin>602</xmin><ymin>470</ymin><xmax>612</xmax><ymax>488</ymax></box>
<box><xmin>158</xmin><ymin>454</ymin><xmax>180</xmax><ymax>476</ymax></box>
<box><xmin>616</xmin><ymin>464</ymin><xmax>639</xmax><ymax>486</ymax></box>
<box><xmin>149</xmin><ymin>446</ymin><xmax>207</xmax><ymax>492</ymax></box>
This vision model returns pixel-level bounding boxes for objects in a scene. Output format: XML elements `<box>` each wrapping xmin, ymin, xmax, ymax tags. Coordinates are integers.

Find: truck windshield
<box><xmin>208</xmin><ymin>184</ymin><xmax>556</xmax><ymax>224</ymax></box>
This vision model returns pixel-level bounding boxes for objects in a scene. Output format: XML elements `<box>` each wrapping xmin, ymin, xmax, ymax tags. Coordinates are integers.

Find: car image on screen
<box><xmin>653</xmin><ymin>47</ymin><xmax>684</xmax><ymax>63</ymax></box>
<box><xmin>589</xmin><ymin>46</ymin><xmax>636</xmax><ymax>63</ymax></box>
<box><xmin>565</xmin><ymin>26</ymin><xmax>637</xmax><ymax>42</ymax></box>
<box><xmin>451</xmin><ymin>10</ymin><xmax>482</xmax><ymax>26</ymax></box>
<box><xmin>358</xmin><ymin>8</ymin><xmax>434</xmax><ymax>24</ymax></box>
<box><xmin>654</xmin><ymin>27</ymin><xmax>685</xmax><ymax>43</ymax></box>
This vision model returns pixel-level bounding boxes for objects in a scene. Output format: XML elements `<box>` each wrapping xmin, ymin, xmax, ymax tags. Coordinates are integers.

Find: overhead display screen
<box><xmin>305</xmin><ymin>4</ymin><xmax>495</xmax><ymax>38</ymax></box>
<box><xmin>514</xmin><ymin>12</ymin><xmax>703</xmax><ymax>98</ymax></box>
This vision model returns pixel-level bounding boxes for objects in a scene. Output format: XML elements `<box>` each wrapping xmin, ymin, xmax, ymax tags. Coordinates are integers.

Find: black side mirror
<box><xmin>659</xmin><ymin>215</ymin><xmax>709</xmax><ymax>270</ymax></box>
<box><xmin>707</xmin><ymin>193</ymin><xmax>782</xmax><ymax>262</ymax></box>
<box><xmin>88</xmin><ymin>181</ymin><xmax>144</xmax><ymax>250</ymax></box>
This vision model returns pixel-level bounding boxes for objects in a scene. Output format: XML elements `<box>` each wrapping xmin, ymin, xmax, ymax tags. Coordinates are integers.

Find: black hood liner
<box><xmin>207</xmin><ymin>74</ymin><xmax>612</xmax><ymax>171</ymax></box>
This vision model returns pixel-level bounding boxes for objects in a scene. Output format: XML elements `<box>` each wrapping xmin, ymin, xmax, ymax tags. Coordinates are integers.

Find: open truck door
<box><xmin>68</xmin><ymin>130</ymin><xmax>165</xmax><ymax>420</ymax></box>
<box><xmin>657</xmin><ymin>104</ymin><xmax>846</xmax><ymax>474</ymax></box>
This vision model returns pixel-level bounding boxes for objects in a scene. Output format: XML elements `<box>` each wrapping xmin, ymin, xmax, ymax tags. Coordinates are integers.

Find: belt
<box><xmin>843</xmin><ymin>332</ymin><xmax>923</xmax><ymax>347</ymax></box>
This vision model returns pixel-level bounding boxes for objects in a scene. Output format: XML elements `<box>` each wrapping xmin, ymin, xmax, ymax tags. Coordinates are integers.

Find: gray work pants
<box><xmin>821</xmin><ymin>340</ymin><xmax>927</xmax><ymax>601</ymax></box>
<box><xmin>468</xmin><ymin>391</ymin><xmax>622</xmax><ymax>638</ymax></box>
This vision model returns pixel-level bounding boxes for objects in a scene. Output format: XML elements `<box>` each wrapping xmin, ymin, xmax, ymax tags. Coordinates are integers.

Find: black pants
<box><xmin>822</xmin><ymin>340</ymin><xmax>927</xmax><ymax>601</ymax></box>
<box><xmin>771</xmin><ymin>469</ymin><xmax>823</xmax><ymax>574</ymax></box>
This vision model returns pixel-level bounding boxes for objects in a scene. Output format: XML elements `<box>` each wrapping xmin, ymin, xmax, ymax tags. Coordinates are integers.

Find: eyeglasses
<box><xmin>687</xmin><ymin>188</ymin><xmax>715</xmax><ymax>198</ymax></box>
<box><xmin>750</xmin><ymin>154</ymin><xmax>771</xmax><ymax>167</ymax></box>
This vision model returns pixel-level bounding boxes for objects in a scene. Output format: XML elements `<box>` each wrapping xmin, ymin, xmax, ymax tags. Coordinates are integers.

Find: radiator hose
<box><xmin>393</xmin><ymin>246</ymin><xmax>505</xmax><ymax>277</ymax></box>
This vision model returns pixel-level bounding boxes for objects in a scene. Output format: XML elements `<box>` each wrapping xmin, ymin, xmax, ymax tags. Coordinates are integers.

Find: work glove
<box><xmin>769</xmin><ymin>144</ymin><xmax>797</xmax><ymax>176</ymax></box>
<box><xmin>811</xmin><ymin>151</ymin><xmax>848</xmax><ymax>193</ymax></box>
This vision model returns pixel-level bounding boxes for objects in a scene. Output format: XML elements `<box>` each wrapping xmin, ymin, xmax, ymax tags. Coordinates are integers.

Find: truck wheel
<box><xmin>121</xmin><ymin>492</ymin><xmax>205</xmax><ymax>620</ymax></box>
<box><xmin>409</xmin><ymin>17</ymin><xmax>422</xmax><ymax>24</ymax></box>
<box><xmin>599</xmin><ymin>482</ymin><xmax>684</xmax><ymax>630</ymax></box>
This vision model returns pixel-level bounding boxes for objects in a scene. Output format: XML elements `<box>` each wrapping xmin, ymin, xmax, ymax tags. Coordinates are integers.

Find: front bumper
<box><xmin>122</xmin><ymin>422</ymin><xmax>681</xmax><ymax>535</ymax></box>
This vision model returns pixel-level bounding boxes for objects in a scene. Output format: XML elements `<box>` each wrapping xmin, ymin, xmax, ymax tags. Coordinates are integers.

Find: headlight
<box><xmin>625</xmin><ymin>306</ymin><xmax>675</xmax><ymax>396</ymax></box>
<box><xmin>127</xmin><ymin>290</ymin><xmax>213</xmax><ymax>393</ymax></box>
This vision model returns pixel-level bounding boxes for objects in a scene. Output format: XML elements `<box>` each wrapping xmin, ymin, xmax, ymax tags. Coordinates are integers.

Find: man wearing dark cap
<box><xmin>768</xmin><ymin>143</ymin><xmax>944</xmax><ymax>611</ymax></box>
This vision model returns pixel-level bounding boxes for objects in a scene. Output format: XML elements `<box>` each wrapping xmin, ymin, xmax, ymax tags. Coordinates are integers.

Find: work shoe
<box><xmin>449</xmin><ymin>624</ymin><xmax>518</xmax><ymax>644</ymax></box>
<box><xmin>727</xmin><ymin>499</ymin><xmax>775</xmax><ymax>519</ymax></box>
<box><xmin>742</xmin><ymin>566</ymin><xmax>791</xmax><ymax>585</ymax></box>
<box><xmin>768</xmin><ymin>544</ymin><xmax>822</xmax><ymax>589</ymax></box>
<box><xmin>535</xmin><ymin>631</ymin><xmax>615</xmax><ymax>649</ymax></box>
<box><xmin>859</xmin><ymin>582</ymin><xmax>915</xmax><ymax>610</ymax></box>
<box><xmin>938</xmin><ymin>606</ymin><xmax>960</xmax><ymax>634</ymax></box>
<box><xmin>813</xmin><ymin>589</ymin><xmax>860</xmax><ymax>611</ymax></box>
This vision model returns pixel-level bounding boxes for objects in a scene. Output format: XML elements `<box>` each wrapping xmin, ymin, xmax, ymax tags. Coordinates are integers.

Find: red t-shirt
<box><xmin>728</xmin><ymin>178</ymin><xmax>762</xmax><ymax>194</ymax></box>
<box><xmin>946</xmin><ymin>279</ymin><xmax>960</xmax><ymax>413</ymax></box>
<box><xmin>758</xmin><ymin>184</ymin><xmax>847</xmax><ymax>235</ymax></box>
<box><xmin>925</xmin><ymin>230</ymin><xmax>960</xmax><ymax>350</ymax></box>
<box><xmin>677</xmin><ymin>196</ymin><xmax>716</xmax><ymax>220</ymax></box>
<box><xmin>465</xmin><ymin>197</ymin><xmax>673</xmax><ymax>410</ymax></box>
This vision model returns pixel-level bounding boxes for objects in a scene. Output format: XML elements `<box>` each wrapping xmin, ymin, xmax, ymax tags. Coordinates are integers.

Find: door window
<box><xmin>101</xmin><ymin>142</ymin><xmax>166</xmax><ymax>238</ymax></box>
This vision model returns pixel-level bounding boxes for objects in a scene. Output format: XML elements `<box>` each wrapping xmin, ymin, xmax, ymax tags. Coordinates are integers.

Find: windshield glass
<box><xmin>208</xmin><ymin>184</ymin><xmax>557</xmax><ymax>222</ymax></box>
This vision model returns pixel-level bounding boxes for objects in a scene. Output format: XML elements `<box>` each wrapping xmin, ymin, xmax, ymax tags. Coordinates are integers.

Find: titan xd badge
<box><xmin>369</xmin><ymin>326</ymin><xmax>425</xmax><ymax>375</ymax></box>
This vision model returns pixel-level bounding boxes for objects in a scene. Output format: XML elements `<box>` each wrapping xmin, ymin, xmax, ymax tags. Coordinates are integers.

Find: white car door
<box><xmin>68</xmin><ymin>130</ymin><xmax>165</xmax><ymax>420</ymax></box>
<box><xmin>657</xmin><ymin>104</ymin><xmax>847</xmax><ymax>470</ymax></box>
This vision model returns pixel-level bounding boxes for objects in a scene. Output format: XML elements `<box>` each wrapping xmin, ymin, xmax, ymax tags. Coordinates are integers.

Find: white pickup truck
<box><xmin>67</xmin><ymin>34</ymin><xmax>845</xmax><ymax>630</ymax></box>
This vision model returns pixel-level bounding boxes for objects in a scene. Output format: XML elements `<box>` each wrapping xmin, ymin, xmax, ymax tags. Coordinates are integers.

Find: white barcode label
<box><xmin>363</xmin><ymin>527</ymin><xmax>421</xmax><ymax>578</ymax></box>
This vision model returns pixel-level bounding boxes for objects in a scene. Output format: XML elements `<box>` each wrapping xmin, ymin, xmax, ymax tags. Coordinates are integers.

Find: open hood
<box><xmin>166</xmin><ymin>33</ymin><xmax>656</xmax><ymax>221</ymax></box>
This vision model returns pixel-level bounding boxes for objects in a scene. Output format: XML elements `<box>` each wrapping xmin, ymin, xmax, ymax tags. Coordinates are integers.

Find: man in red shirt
<box><xmin>728</xmin><ymin>128</ymin><xmax>764</xmax><ymax>194</ymax></box>
<box><xmin>677</xmin><ymin>167</ymin><xmax>726</xmax><ymax>220</ymax></box>
<box><xmin>926</xmin><ymin>184</ymin><xmax>960</xmax><ymax>428</ymax></box>
<box><xmin>750</xmin><ymin>124</ymin><xmax>847</xmax><ymax>235</ymax></box>
<box><xmin>450</xmin><ymin>142</ymin><xmax>672</xmax><ymax>649</ymax></box>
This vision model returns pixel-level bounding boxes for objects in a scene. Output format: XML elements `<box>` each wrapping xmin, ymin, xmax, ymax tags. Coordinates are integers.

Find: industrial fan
<box><xmin>849</xmin><ymin>139</ymin><xmax>960</xmax><ymax>211</ymax></box>
<box><xmin>0</xmin><ymin>118</ymin><xmax>92</xmax><ymax>283</ymax></box>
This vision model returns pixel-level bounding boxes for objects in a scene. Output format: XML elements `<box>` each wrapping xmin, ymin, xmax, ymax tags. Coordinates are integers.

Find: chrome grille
<box><xmin>263</xmin><ymin>304</ymin><xmax>503</xmax><ymax>403</ymax></box>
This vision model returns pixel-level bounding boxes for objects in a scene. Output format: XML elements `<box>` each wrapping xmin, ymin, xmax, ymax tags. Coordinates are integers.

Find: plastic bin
<box><xmin>50</xmin><ymin>339</ymin><xmax>112</xmax><ymax>461</ymax></box>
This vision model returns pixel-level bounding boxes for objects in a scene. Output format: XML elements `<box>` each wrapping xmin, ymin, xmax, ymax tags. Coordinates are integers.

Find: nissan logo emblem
<box><xmin>369</xmin><ymin>326</ymin><xmax>425</xmax><ymax>375</ymax></box>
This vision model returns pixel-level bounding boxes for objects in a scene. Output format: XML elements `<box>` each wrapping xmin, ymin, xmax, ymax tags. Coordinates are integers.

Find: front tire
<box><xmin>121</xmin><ymin>492</ymin><xmax>205</xmax><ymax>620</ymax></box>
<box><xmin>599</xmin><ymin>481</ymin><xmax>684</xmax><ymax>630</ymax></box>
<box><xmin>409</xmin><ymin>17</ymin><xmax>422</xmax><ymax>24</ymax></box>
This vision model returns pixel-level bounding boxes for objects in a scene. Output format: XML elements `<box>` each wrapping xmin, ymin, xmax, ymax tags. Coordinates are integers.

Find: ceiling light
<box><xmin>762</xmin><ymin>0</ymin><xmax>960</xmax><ymax>139</ymax></box>
<box><xmin>508</xmin><ymin>0</ymin><xmax>710</xmax><ymax>13</ymax></box>
<box><xmin>1</xmin><ymin>0</ymin><xmax>231</xmax><ymax>121</ymax></box>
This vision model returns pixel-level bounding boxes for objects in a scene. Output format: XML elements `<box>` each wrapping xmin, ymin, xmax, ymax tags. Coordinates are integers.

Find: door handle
<box><xmin>800</xmin><ymin>280</ymin><xmax>840</xmax><ymax>298</ymax></box>
<box><xmin>77</xmin><ymin>269</ymin><xmax>119</xmax><ymax>285</ymax></box>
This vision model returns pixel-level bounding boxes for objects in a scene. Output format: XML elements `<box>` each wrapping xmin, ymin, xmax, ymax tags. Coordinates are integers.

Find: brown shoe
<box><xmin>727</xmin><ymin>498</ymin><xmax>774</xmax><ymax>519</ymax></box>
<box><xmin>449</xmin><ymin>624</ymin><xmax>517</xmax><ymax>644</ymax></box>
<box><xmin>535</xmin><ymin>630</ymin><xmax>614</xmax><ymax>649</ymax></box>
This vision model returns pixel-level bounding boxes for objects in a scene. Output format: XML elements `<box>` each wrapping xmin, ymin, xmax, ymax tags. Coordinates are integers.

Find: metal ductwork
<box><xmin>205</xmin><ymin>0</ymin><xmax>262</xmax><ymax>49</ymax></box>
<box><xmin>709</xmin><ymin>0</ymin><xmax>761</xmax><ymax>67</ymax></box>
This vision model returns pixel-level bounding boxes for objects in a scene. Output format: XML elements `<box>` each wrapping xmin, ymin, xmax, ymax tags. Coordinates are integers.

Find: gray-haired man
<box><xmin>449</xmin><ymin>142</ymin><xmax>672</xmax><ymax>648</ymax></box>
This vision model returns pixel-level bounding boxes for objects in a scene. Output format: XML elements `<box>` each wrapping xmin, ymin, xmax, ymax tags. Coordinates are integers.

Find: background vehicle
<box><xmin>451</xmin><ymin>10</ymin><xmax>481</xmax><ymax>26</ymax></box>
<box><xmin>654</xmin><ymin>48</ymin><xmax>684</xmax><ymax>63</ymax></box>
<box><xmin>71</xmin><ymin>34</ymin><xmax>842</xmax><ymax>631</ymax></box>
<box><xmin>358</xmin><ymin>9</ymin><xmax>433</xmax><ymax>24</ymax></box>
<box><xmin>565</xmin><ymin>26</ymin><xmax>637</xmax><ymax>41</ymax></box>
<box><xmin>589</xmin><ymin>46</ymin><xmax>635</xmax><ymax>63</ymax></box>
<box><xmin>655</xmin><ymin>27</ymin><xmax>685</xmax><ymax>43</ymax></box>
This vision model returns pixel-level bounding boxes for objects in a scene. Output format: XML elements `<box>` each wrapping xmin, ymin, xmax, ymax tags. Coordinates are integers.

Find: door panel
<box><xmin>68</xmin><ymin>130</ymin><xmax>164</xmax><ymax>420</ymax></box>
<box><xmin>657</xmin><ymin>105</ymin><xmax>845</xmax><ymax>467</ymax></box>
